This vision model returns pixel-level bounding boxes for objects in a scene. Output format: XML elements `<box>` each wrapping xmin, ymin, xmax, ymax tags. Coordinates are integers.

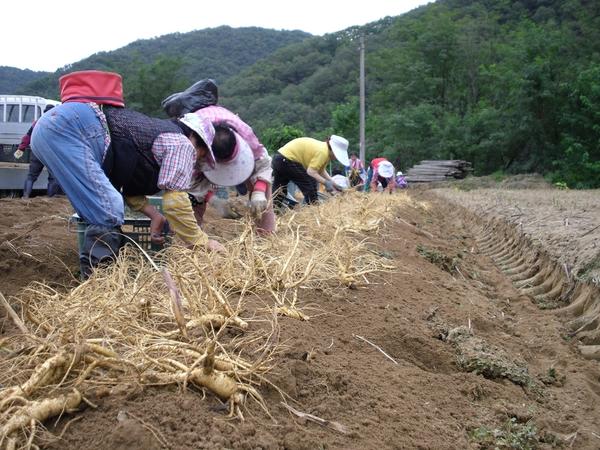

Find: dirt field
<box><xmin>433</xmin><ymin>176</ymin><xmax>600</xmax><ymax>284</ymax></box>
<box><xmin>1</xmin><ymin>186</ymin><xmax>600</xmax><ymax>450</ymax></box>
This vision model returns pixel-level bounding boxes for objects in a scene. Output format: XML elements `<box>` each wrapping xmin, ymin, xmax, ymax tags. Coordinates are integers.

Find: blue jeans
<box><xmin>31</xmin><ymin>103</ymin><xmax>124</xmax><ymax>227</ymax></box>
<box><xmin>363</xmin><ymin>167</ymin><xmax>373</xmax><ymax>192</ymax></box>
<box><xmin>23</xmin><ymin>152</ymin><xmax>62</xmax><ymax>198</ymax></box>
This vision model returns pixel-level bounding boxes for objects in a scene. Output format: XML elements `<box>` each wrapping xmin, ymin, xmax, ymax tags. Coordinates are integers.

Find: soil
<box><xmin>433</xmin><ymin>178</ymin><xmax>600</xmax><ymax>284</ymax></box>
<box><xmin>2</xmin><ymin>186</ymin><xmax>600</xmax><ymax>449</ymax></box>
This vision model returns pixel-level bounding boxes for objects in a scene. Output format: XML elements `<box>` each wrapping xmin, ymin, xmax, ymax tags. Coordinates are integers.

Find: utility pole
<box><xmin>359</xmin><ymin>35</ymin><xmax>366</xmax><ymax>164</ymax></box>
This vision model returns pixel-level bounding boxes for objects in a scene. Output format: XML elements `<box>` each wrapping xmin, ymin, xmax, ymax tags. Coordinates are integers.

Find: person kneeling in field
<box><xmin>271</xmin><ymin>135</ymin><xmax>350</xmax><ymax>209</ymax></box>
<box><xmin>187</xmin><ymin>123</ymin><xmax>276</xmax><ymax>235</ymax></box>
<box><xmin>161</xmin><ymin>80</ymin><xmax>275</xmax><ymax>235</ymax></box>
<box><xmin>366</xmin><ymin>158</ymin><xmax>396</xmax><ymax>194</ymax></box>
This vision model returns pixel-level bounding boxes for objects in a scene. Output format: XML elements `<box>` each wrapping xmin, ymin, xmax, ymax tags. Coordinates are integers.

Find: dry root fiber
<box><xmin>0</xmin><ymin>192</ymin><xmax>408</xmax><ymax>448</ymax></box>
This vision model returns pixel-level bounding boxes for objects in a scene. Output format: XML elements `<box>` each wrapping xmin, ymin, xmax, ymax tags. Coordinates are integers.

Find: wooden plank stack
<box><xmin>405</xmin><ymin>160</ymin><xmax>472</xmax><ymax>183</ymax></box>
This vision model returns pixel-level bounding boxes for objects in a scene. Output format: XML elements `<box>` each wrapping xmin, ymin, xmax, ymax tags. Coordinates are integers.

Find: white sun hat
<box><xmin>329</xmin><ymin>135</ymin><xmax>350</xmax><ymax>167</ymax></box>
<box><xmin>332</xmin><ymin>174</ymin><xmax>350</xmax><ymax>189</ymax></box>
<box><xmin>378</xmin><ymin>161</ymin><xmax>395</xmax><ymax>178</ymax></box>
<box><xmin>203</xmin><ymin>131</ymin><xmax>255</xmax><ymax>186</ymax></box>
<box><xmin>396</xmin><ymin>171</ymin><xmax>403</xmax><ymax>176</ymax></box>
<box><xmin>179</xmin><ymin>113</ymin><xmax>216</xmax><ymax>168</ymax></box>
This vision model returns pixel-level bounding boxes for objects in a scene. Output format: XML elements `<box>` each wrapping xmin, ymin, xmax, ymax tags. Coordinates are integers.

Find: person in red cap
<box><xmin>31</xmin><ymin>70</ymin><xmax>223</xmax><ymax>278</ymax></box>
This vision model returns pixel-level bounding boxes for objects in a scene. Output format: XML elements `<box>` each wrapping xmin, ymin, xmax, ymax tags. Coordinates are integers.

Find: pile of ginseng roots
<box><xmin>0</xmin><ymin>192</ymin><xmax>408</xmax><ymax>449</ymax></box>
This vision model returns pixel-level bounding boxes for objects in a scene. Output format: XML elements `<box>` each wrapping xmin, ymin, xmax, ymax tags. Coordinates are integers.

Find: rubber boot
<box><xmin>23</xmin><ymin>179</ymin><xmax>34</xmax><ymax>199</ymax></box>
<box><xmin>79</xmin><ymin>225</ymin><xmax>124</xmax><ymax>279</ymax></box>
<box><xmin>46</xmin><ymin>173</ymin><xmax>63</xmax><ymax>197</ymax></box>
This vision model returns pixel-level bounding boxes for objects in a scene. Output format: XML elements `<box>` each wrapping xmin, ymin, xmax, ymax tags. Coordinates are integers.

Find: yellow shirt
<box><xmin>278</xmin><ymin>138</ymin><xmax>330</xmax><ymax>171</ymax></box>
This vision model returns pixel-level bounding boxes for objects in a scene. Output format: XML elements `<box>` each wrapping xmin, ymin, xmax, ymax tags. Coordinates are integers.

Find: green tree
<box><xmin>554</xmin><ymin>63</ymin><xmax>600</xmax><ymax>188</ymax></box>
<box><xmin>260</xmin><ymin>125</ymin><xmax>305</xmax><ymax>153</ymax></box>
<box><xmin>127</xmin><ymin>56</ymin><xmax>190</xmax><ymax>117</ymax></box>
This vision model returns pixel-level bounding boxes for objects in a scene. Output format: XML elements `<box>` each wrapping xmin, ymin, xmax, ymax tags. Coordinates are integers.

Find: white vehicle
<box><xmin>0</xmin><ymin>95</ymin><xmax>60</xmax><ymax>192</ymax></box>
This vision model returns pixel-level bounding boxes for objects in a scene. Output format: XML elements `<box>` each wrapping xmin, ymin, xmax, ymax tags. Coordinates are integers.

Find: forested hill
<box><xmin>220</xmin><ymin>0</ymin><xmax>600</xmax><ymax>188</ymax></box>
<box><xmin>0</xmin><ymin>67</ymin><xmax>49</xmax><ymax>93</ymax></box>
<box><xmin>10</xmin><ymin>26</ymin><xmax>311</xmax><ymax>114</ymax></box>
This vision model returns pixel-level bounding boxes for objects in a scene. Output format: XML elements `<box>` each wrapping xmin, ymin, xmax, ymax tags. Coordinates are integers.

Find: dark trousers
<box><xmin>272</xmin><ymin>153</ymin><xmax>319</xmax><ymax>208</ymax></box>
<box><xmin>23</xmin><ymin>152</ymin><xmax>62</xmax><ymax>198</ymax></box>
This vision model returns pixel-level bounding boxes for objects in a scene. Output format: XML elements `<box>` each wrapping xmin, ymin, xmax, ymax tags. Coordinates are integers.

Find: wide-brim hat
<box><xmin>329</xmin><ymin>135</ymin><xmax>349</xmax><ymax>167</ymax></box>
<box><xmin>203</xmin><ymin>131</ymin><xmax>254</xmax><ymax>186</ymax></box>
<box><xmin>179</xmin><ymin>113</ymin><xmax>216</xmax><ymax>168</ymax></box>
<box><xmin>378</xmin><ymin>161</ymin><xmax>395</xmax><ymax>178</ymax></box>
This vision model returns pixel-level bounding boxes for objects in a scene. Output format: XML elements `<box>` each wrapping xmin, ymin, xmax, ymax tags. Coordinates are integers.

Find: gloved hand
<box><xmin>250</xmin><ymin>190</ymin><xmax>268</xmax><ymax>217</ymax></box>
<box><xmin>209</xmin><ymin>196</ymin><xmax>241</xmax><ymax>219</ymax></box>
<box><xmin>14</xmin><ymin>150</ymin><xmax>24</xmax><ymax>160</ymax></box>
<box><xmin>324</xmin><ymin>180</ymin><xmax>344</xmax><ymax>193</ymax></box>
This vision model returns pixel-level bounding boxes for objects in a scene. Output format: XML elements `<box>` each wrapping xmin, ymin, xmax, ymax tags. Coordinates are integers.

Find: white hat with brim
<box><xmin>329</xmin><ymin>135</ymin><xmax>350</xmax><ymax>167</ymax></box>
<box><xmin>203</xmin><ymin>131</ymin><xmax>254</xmax><ymax>186</ymax></box>
<box><xmin>332</xmin><ymin>174</ymin><xmax>350</xmax><ymax>189</ymax></box>
<box><xmin>378</xmin><ymin>161</ymin><xmax>395</xmax><ymax>178</ymax></box>
<box><xmin>179</xmin><ymin>113</ymin><xmax>216</xmax><ymax>168</ymax></box>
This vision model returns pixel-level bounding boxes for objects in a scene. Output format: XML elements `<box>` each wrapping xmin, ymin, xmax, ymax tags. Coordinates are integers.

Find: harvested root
<box><xmin>0</xmin><ymin>351</ymin><xmax>71</xmax><ymax>407</ymax></box>
<box><xmin>0</xmin><ymin>291</ymin><xmax>29</xmax><ymax>335</ymax></box>
<box><xmin>275</xmin><ymin>306</ymin><xmax>309</xmax><ymax>321</ymax></box>
<box><xmin>281</xmin><ymin>402</ymin><xmax>349</xmax><ymax>434</ymax></box>
<box><xmin>0</xmin><ymin>192</ymin><xmax>408</xmax><ymax>447</ymax></box>
<box><xmin>1</xmin><ymin>389</ymin><xmax>82</xmax><ymax>446</ymax></box>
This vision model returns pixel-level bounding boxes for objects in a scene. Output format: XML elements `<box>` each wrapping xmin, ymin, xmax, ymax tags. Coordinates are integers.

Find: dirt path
<box><xmin>1</xmin><ymin>192</ymin><xmax>600</xmax><ymax>449</ymax></box>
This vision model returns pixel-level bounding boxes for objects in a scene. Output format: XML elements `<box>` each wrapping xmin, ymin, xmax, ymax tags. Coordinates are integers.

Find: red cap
<box><xmin>59</xmin><ymin>70</ymin><xmax>125</xmax><ymax>107</ymax></box>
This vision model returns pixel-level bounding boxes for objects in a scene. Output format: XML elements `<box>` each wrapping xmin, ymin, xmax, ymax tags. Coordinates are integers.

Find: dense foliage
<box><xmin>220</xmin><ymin>0</ymin><xmax>599</xmax><ymax>188</ymax></box>
<box><xmin>3</xmin><ymin>2</ymin><xmax>599</xmax><ymax>187</ymax></box>
<box><xmin>7</xmin><ymin>26</ymin><xmax>310</xmax><ymax>116</ymax></box>
<box><xmin>0</xmin><ymin>67</ymin><xmax>49</xmax><ymax>93</ymax></box>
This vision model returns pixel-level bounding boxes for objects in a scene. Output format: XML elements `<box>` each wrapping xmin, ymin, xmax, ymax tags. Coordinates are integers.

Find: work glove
<box><xmin>14</xmin><ymin>150</ymin><xmax>24</xmax><ymax>160</ymax></box>
<box><xmin>324</xmin><ymin>180</ymin><xmax>335</xmax><ymax>193</ymax></box>
<box><xmin>325</xmin><ymin>180</ymin><xmax>344</xmax><ymax>193</ymax></box>
<box><xmin>250</xmin><ymin>190</ymin><xmax>268</xmax><ymax>217</ymax></box>
<box><xmin>209</xmin><ymin>196</ymin><xmax>241</xmax><ymax>219</ymax></box>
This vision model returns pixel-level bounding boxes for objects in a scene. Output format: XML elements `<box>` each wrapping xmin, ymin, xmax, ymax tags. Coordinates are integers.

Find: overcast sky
<box><xmin>4</xmin><ymin>0</ymin><xmax>432</xmax><ymax>72</ymax></box>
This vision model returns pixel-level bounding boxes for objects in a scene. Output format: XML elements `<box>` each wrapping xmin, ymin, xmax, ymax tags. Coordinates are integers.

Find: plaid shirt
<box><xmin>151</xmin><ymin>133</ymin><xmax>197</xmax><ymax>191</ymax></box>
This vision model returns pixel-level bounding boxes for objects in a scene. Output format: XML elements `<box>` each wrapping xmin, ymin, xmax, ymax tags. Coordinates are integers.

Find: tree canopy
<box><xmin>3</xmin><ymin>1</ymin><xmax>599</xmax><ymax>187</ymax></box>
<box><xmin>219</xmin><ymin>0</ymin><xmax>600</xmax><ymax>188</ymax></box>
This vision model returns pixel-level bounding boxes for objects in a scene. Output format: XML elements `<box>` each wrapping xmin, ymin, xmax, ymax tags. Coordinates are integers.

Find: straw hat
<box><xmin>329</xmin><ymin>135</ymin><xmax>350</xmax><ymax>166</ymax></box>
<box><xmin>203</xmin><ymin>131</ymin><xmax>254</xmax><ymax>186</ymax></box>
